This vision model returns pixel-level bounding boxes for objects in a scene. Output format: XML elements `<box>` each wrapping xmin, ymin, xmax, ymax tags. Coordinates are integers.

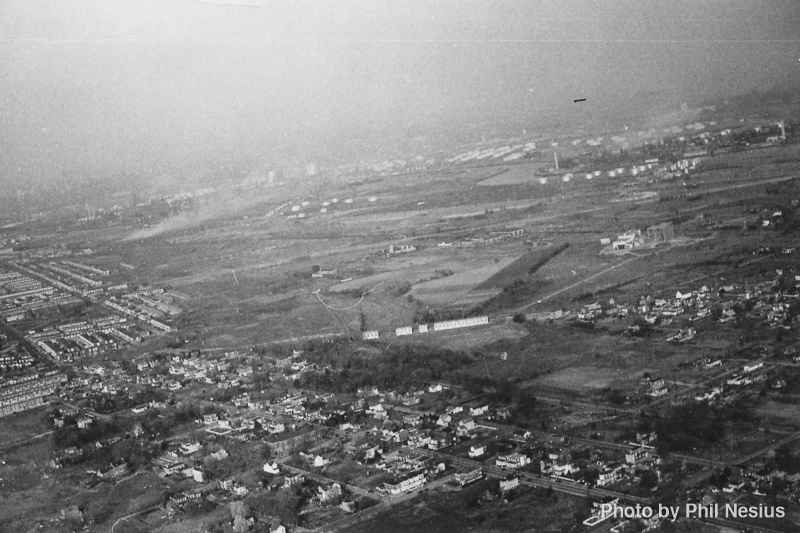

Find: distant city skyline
<box><xmin>1</xmin><ymin>0</ymin><xmax>799</xmax><ymax>186</ymax></box>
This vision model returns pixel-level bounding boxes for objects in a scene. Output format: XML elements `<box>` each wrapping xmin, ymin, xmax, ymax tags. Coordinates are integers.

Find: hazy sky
<box><xmin>1</xmin><ymin>0</ymin><xmax>799</xmax><ymax>185</ymax></box>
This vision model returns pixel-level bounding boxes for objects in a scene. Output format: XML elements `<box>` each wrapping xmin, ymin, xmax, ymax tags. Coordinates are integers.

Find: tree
<box><xmin>230</xmin><ymin>501</ymin><xmax>249</xmax><ymax>533</ymax></box>
<box><xmin>512</xmin><ymin>313</ymin><xmax>526</xmax><ymax>324</ymax></box>
<box><xmin>513</xmin><ymin>387</ymin><xmax>538</xmax><ymax>419</ymax></box>
<box><xmin>654</xmin><ymin>402</ymin><xmax>726</xmax><ymax>453</ymax></box>
<box><xmin>609</xmin><ymin>389</ymin><xmax>626</xmax><ymax>406</ymax></box>
<box><xmin>640</xmin><ymin>470</ymin><xmax>659</xmax><ymax>490</ymax></box>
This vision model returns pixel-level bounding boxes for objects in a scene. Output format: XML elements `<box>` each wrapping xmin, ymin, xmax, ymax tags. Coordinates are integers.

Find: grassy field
<box><xmin>473</xmin><ymin>244</ymin><xmax>562</xmax><ymax>291</ymax></box>
<box><xmin>0</xmin><ymin>405</ymin><xmax>51</xmax><ymax>445</ymax></box>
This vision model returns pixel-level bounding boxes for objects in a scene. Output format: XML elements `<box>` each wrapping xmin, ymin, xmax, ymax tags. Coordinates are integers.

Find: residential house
<box><xmin>454</xmin><ymin>467</ymin><xmax>483</xmax><ymax>486</ymax></box>
<box><xmin>499</xmin><ymin>476</ymin><xmax>519</xmax><ymax>492</ymax></box>
<box><xmin>468</xmin><ymin>445</ymin><xmax>485</xmax><ymax>458</ymax></box>
<box><xmin>318</xmin><ymin>483</ymin><xmax>342</xmax><ymax>503</ymax></box>
<box><xmin>100</xmin><ymin>462</ymin><xmax>128</xmax><ymax>479</ymax></box>
<box><xmin>625</xmin><ymin>447</ymin><xmax>650</xmax><ymax>464</ymax></box>
<box><xmin>496</xmin><ymin>453</ymin><xmax>530</xmax><ymax>469</ymax></box>
<box><xmin>383</xmin><ymin>470</ymin><xmax>426</xmax><ymax>495</ymax></box>
<box><xmin>209</xmin><ymin>449</ymin><xmax>229</xmax><ymax>461</ymax></box>
<box><xmin>597</xmin><ymin>464</ymin><xmax>624</xmax><ymax>487</ymax></box>
<box><xmin>469</xmin><ymin>405</ymin><xmax>488</xmax><ymax>416</ymax></box>
<box><xmin>180</xmin><ymin>441</ymin><xmax>201</xmax><ymax>455</ymax></box>
<box><xmin>456</xmin><ymin>417</ymin><xmax>476</xmax><ymax>437</ymax></box>
<box><xmin>283</xmin><ymin>474</ymin><xmax>303</xmax><ymax>489</ymax></box>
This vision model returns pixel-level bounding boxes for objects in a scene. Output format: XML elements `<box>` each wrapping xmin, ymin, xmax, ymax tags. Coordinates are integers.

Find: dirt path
<box><xmin>517</xmin><ymin>255</ymin><xmax>644</xmax><ymax>311</ymax></box>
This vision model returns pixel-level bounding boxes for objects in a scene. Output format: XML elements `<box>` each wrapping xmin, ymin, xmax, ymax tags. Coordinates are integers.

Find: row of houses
<box><xmin>0</xmin><ymin>370</ymin><xmax>65</xmax><ymax>417</ymax></box>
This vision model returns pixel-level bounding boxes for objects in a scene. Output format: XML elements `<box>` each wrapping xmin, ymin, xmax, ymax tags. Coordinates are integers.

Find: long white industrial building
<box><xmin>432</xmin><ymin>316</ymin><xmax>489</xmax><ymax>331</ymax></box>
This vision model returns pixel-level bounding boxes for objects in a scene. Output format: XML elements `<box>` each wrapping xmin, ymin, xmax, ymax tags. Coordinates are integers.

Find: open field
<box><xmin>473</xmin><ymin>244</ymin><xmax>559</xmax><ymax>291</ymax></box>
<box><xmin>17</xmin><ymin>139</ymin><xmax>797</xmax><ymax>362</ymax></box>
<box><xmin>0</xmin><ymin>405</ymin><xmax>51</xmax><ymax>446</ymax></box>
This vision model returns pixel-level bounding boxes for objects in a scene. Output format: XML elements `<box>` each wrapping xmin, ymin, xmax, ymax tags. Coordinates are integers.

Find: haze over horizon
<box><xmin>2</xmin><ymin>0</ymin><xmax>799</xmax><ymax>189</ymax></box>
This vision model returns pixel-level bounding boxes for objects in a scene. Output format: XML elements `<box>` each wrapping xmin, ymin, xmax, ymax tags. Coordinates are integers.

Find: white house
<box><xmin>499</xmin><ymin>476</ymin><xmax>519</xmax><ymax>492</ymax></box>
<box><xmin>469</xmin><ymin>405</ymin><xmax>488</xmax><ymax>416</ymax></box>
<box><xmin>468</xmin><ymin>445</ymin><xmax>485</xmax><ymax>458</ymax></box>
<box><xmin>383</xmin><ymin>471</ymin><xmax>425</xmax><ymax>495</ymax></box>
<box><xmin>436</xmin><ymin>414</ymin><xmax>451</xmax><ymax>427</ymax></box>
<box><xmin>496</xmin><ymin>453</ymin><xmax>530</xmax><ymax>469</ymax></box>
<box><xmin>180</xmin><ymin>441</ymin><xmax>201</xmax><ymax>455</ymax></box>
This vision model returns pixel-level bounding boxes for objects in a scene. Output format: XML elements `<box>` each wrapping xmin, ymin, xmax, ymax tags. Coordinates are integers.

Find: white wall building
<box><xmin>432</xmin><ymin>316</ymin><xmax>489</xmax><ymax>332</ymax></box>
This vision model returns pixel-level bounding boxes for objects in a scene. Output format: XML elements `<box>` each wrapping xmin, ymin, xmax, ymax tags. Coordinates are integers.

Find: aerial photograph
<box><xmin>2</xmin><ymin>1</ymin><xmax>800</xmax><ymax>532</ymax></box>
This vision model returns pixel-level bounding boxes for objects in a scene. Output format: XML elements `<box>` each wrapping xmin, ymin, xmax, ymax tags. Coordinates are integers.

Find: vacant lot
<box><xmin>0</xmin><ymin>406</ymin><xmax>51</xmax><ymax>445</ymax></box>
